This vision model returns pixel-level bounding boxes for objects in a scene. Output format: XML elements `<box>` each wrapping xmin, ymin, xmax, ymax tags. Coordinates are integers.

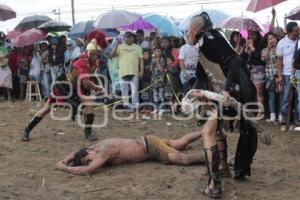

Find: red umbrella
<box><xmin>0</xmin><ymin>4</ymin><xmax>16</xmax><ymax>21</ymax></box>
<box><xmin>246</xmin><ymin>0</ymin><xmax>287</xmax><ymax>13</ymax></box>
<box><xmin>286</xmin><ymin>5</ymin><xmax>300</xmax><ymax>20</ymax></box>
<box><xmin>218</xmin><ymin>16</ymin><xmax>262</xmax><ymax>31</ymax></box>
<box><xmin>13</xmin><ymin>28</ymin><xmax>46</xmax><ymax>47</ymax></box>
<box><xmin>6</xmin><ymin>29</ymin><xmax>25</xmax><ymax>40</ymax></box>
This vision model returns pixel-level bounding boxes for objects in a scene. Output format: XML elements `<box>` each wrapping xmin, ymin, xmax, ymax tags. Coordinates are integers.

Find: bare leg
<box><xmin>167</xmin><ymin>152</ymin><xmax>205</xmax><ymax>165</ymax></box>
<box><xmin>201</xmin><ymin>110</ymin><xmax>222</xmax><ymax>198</ymax></box>
<box><xmin>36</xmin><ymin>101</ymin><xmax>52</xmax><ymax>118</ymax></box>
<box><xmin>202</xmin><ymin>111</ymin><xmax>217</xmax><ymax>148</ymax></box>
<box><xmin>255</xmin><ymin>84</ymin><xmax>264</xmax><ymax>118</ymax></box>
<box><xmin>168</xmin><ymin>129</ymin><xmax>203</xmax><ymax>151</ymax></box>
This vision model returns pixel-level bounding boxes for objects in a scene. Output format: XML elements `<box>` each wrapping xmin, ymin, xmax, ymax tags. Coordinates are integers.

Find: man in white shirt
<box><xmin>179</xmin><ymin>36</ymin><xmax>199</xmax><ymax>94</ymax></box>
<box><xmin>136</xmin><ymin>29</ymin><xmax>149</xmax><ymax>49</ymax></box>
<box><xmin>276</xmin><ymin>22</ymin><xmax>300</xmax><ymax>131</ymax></box>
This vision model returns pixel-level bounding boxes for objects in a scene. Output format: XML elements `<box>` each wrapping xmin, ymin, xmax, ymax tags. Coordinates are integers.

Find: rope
<box><xmin>95</xmin><ymin>74</ymin><xmax>182</xmax><ymax>110</ymax></box>
<box><xmin>95</xmin><ymin>77</ymin><xmax>162</xmax><ymax>109</ymax></box>
<box><xmin>166</xmin><ymin>74</ymin><xmax>181</xmax><ymax>104</ymax></box>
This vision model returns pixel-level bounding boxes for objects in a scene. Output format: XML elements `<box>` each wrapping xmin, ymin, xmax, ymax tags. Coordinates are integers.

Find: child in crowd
<box><xmin>17</xmin><ymin>58</ymin><xmax>29</xmax><ymax>99</ymax></box>
<box><xmin>151</xmin><ymin>46</ymin><xmax>166</xmax><ymax>113</ymax></box>
<box><xmin>140</xmin><ymin>48</ymin><xmax>153</xmax><ymax>113</ymax></box>
<box><xmin>165</xmin><ymin>55</ymin><xmax>179</xmax><ymax>112</ymax></box>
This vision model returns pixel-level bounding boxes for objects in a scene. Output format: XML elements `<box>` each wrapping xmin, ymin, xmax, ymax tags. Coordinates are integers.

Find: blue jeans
<box><xmin>50</xmin><ymin>65</ymin><xmax>64</xmax><ymax>82</ymax></box>
<box><xmin>280</xmin><ymin>75</ymin><xmax>299</xmax><ymax>121</ymax></box>
<box><xmin>296</xmin><ymin>70</ymin><xmax>300</xmax><ymax>120</ymax></box>
<box><xmin>41</xmin><ymin>71</ymin><xmax>51</xmax><ymax>98</ymax></box>
<box><xmin>268</xmin><ymin>89</ymin><xmax>276</xmax><ymax>114</ymax></box>
<box><xmin>182</xmin><ymin>77</ymin><xmax>196</xmax><ymax>95</ymax></box>
<box><xmin>120</xmin><ymin>75</ymin><xmax>139</xmax><ymax>108</ymax></box>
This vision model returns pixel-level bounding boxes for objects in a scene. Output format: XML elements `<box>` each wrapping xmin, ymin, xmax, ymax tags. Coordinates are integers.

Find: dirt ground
<box><xmin>0</xmin><ymin>101</ymin><xmax>300</xmax><ymax>200</ymax></box>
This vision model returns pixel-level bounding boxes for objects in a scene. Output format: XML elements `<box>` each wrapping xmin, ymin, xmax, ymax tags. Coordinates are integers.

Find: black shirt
<box><xmin>293</xmin><ymin>37</ymin><xmax>300</xmax><ymax>70</ymax></box>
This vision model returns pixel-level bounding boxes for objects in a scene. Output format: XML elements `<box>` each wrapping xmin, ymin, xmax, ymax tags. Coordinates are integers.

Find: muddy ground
<box><xmin>0</xmin><ymin>101</ymin><xmax>299</xmax><ymax>200</ymax></box>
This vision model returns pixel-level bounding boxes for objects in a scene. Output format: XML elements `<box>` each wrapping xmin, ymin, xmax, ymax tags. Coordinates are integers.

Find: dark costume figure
<box><xmin>20</xmin><ymin>34</ymin><xmax>107</xmax><ymax>142</ymax></box>
<box><xmin>190</xmin><ymin>12</ymin><xmax>258</xmax><ymax>198</ymax></box>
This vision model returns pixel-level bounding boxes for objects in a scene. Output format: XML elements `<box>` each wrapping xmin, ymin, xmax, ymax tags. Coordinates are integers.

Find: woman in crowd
<box><xmin>244</xmin><ymin>30</ymin><xmax>266</xmax><ymax>118</ymax></box>
<box><xmin>0</xmin><ymin>45</ymin><xmax>12</xmax><ymax>100</ymax></box>
<box><xmin>230</xmin><ymin>31</ymin><xmax>246</xmax><ymax>55</ymax></box>
<box><xmin>38</xmin><ymin>41</ymin><xmax>51</xmax><ymax>99</ymax></box>
<box><xmin>140</xmin><ymin>48</ymin><xmax>153</xmax><ymax>113</ymax></box>
<box><xmin>261</xmin><ymin>32</ymin><xmax>279</xmax><ymax>123</ymax></box>
<box><xmin>161</xmin><ymin>36</ymin><xmax>179</xmax><ymax>68</ymax></box>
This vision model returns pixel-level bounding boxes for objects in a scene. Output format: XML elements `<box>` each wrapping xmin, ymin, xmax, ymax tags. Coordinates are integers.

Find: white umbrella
<box><xmin>94</xmin><ymin>10</ymin><xmax>141</xmax><ymax>29</ymax></box>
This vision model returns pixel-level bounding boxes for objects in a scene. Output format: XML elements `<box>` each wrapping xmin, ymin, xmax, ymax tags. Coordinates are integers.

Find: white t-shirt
<box><xmin>138</xmin><ymin>40</ymin><xmax>149</xmax><ymax>49</ymax></box>
<box><xmin>179</xmin><ymin>43</ymin><xmax>199</xmax><ymax>71</ymax></box>
<box><xmin>276</xmin><ymin>35</ymin><xmax>297</xmax><ymax>76</ymax></box>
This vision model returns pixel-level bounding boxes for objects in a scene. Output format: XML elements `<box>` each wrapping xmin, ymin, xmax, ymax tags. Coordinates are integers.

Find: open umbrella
<box><xmin>218</xmin><ymin>16</ymin><xmax>263</xmax><ymax>31</ymax></box>
<box><xmin>246</xmin><ymin>0</ymin><xmax>287</xmax><ymax>13</ymax></box>
<box><xmin>6</xmin><ymin>29</ymin><xmax>25</xmax><ymax>40</ymax></box>
<box><xmin>143</xmin><ymin>14</ymin><xmax>181</xmax><ymax>36</ymax></box>
<box><xmin>38</xmin><ymin>21</ymin><xmax>71</xmax><ymax>32</ymax></box>
<box><xmin>286</xmin><ymin>5</ymin><xmax>300</xmax><ymax>20</ymax></box>
<box><xmin>15</xmin><ymin>15</ymin><xmax>52</xmax><ymax>30</ymax></box>
<box><xmin>0</xmin><ymin>4</ymin><xmax>16</xmax><ymax>21</ymax></box>
<box><xmin>120</xmin><ymin>17</ymin><xmax>155</xmax><ymax>31</ymax></box>
<box><xmin>179</xmin><ymin>9</ymin><xmax>230</xmax><ymax>31</ymax></box>
<box><xmin>94</xmin><ymin>10</ymin><xmax>141</xmax><ymax>29</ymax></box>
<box><xmin>13</xmin><ymin>28</ymin><xmax>46</xmax><ymax>47</ymax></box>
<box><xmin>68</xmin><ymin>20</ymin><xmax>95</xmax><ymax>39</ymax></box>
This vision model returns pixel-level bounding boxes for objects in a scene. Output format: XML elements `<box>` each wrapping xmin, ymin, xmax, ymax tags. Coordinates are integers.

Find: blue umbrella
<box><xmin>179</xmin><ymin>9</ymin><xmax>230</xmax><ymax>31</ymax></box>
<box><xmin>143</xmin><ymin>13</ymin><xmax>182</xmax><ymax>37</ymax></box>
<box><xmin>68</xmin><ymin>20</ymin><xmax>95</xmax><ymax>39</ymax></box>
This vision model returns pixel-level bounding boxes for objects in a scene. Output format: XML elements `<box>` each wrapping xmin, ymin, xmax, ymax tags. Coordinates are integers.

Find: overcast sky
<box><xmin>1</xmin><ymin>0</ymin><xmax>299</xmax><ymax>33</ymax></box>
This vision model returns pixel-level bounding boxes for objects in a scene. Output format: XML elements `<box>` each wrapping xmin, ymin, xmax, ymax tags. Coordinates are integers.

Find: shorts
<box><xmin>143</xmin><ymin>135</ymin><xmax>179</xmax><ymax>163</ymax></box>
<box><xmin>250</xmin><ymin>65</ymin><xmax>265</xmax><ymax>85</ymax></box>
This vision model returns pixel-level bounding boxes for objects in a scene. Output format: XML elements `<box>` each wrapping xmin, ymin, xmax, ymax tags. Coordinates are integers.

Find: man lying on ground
<box><xmin>55</xmin><ymin>131</ymin><xmax>205</xmax><ymax>175</ymax></box>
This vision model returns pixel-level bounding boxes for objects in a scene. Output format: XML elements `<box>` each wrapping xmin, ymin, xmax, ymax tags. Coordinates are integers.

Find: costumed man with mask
<box><xmin>187</xmin><ymin>13</ymin><xmax>258</xmax><ymax>198</ymax></box>
<box><xmin>20</xmin><ymin>32</ymin><xmax>107</xmax><ymax>142</ymax></box>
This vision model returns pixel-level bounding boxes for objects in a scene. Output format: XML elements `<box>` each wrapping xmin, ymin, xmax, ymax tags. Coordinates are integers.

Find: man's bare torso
<box><xmin>90</xmin><ymin>138</ymin><xmax>148</xmax><ymax>165</ymax></box>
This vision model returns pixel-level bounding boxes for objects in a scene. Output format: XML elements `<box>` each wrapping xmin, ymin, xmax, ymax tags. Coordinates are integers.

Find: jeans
<box><xmin>296</xmin><ymin>70</ymin><xmax>300</xmax><ymax>120</ymax></box>
<box><xmin>41</xmin><ymin>71</ymin><xmax>51</xmax><ymax>98</ymax></box>
<box><xmin>267</xmin><ymin>89</ymin><xmax>276</xmax><ymax>114</ymax></box>
<box><xmin>120</xmin><ymin>75</ymin><xmax>139</xmax><ymax>108</ymax></box>
<box><xmin>153</xmin><ymin>87</ymin><xmax>165</xmax><ymax>110</ymax></box>
<box><xmin>182</xmin><ymin>77</ymin><xmax>196</xmax><ymax>95</ymax></box>
<box><xmin>50</xmin><ymin>65</ymin><xmax>64</xmax><ymax>82</ymax></box>
<box><xmin>280</xmin><ymin>75</ymin><xmax>299</xmax><ymax>121</ymax></box>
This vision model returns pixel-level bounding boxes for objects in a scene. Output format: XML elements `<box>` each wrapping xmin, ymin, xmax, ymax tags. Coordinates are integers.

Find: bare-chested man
<box><xmin>55</xmin><ymin>131</ymin><xmax>205</xmax><ymax>175</ymax></box>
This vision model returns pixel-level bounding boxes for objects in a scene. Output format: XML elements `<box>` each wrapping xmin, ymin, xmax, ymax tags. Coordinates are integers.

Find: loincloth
<box><xmin>143</xmin><ymin>135</ymin><xmax>179</xmax><ymax>163</ymax></box>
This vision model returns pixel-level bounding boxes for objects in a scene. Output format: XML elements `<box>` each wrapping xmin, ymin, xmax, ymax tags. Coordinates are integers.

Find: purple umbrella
<box><xmin>0</xmin><ymin>4</ymin><xmax>16</xmax><ymax>21</ymax></box>
<box><xmin>218</xmin><ymin>16</ymin><xmax>262</xmax><ymax>31</ymax></box>
<box><xmin>120</xmin><ymin>17</ymin><xmax>155</xmax><ymax>31</ymax></box>
<box><xmin>286</xmin><ymin>5</ymin><xmax>300</xmax><ymax>20</ymax></box>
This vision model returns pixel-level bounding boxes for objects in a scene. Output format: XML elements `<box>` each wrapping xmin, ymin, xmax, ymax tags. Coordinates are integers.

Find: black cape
<box><xmin>195</xmin><ymin>29</ymin><xmax>258</xmax><ymax>177</ymax></box>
